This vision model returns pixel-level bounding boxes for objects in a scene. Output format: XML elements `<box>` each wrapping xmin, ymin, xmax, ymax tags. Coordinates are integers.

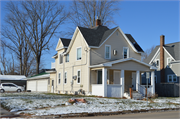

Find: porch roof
<box><xmin>89</xmin><ymin>58</ymin><xmax>157</xmax><ymax>70</ymax></box>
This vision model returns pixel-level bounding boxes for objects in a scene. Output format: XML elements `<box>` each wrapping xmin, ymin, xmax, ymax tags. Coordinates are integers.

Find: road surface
<box><xmin>72</xmin><ymin>110</ymin><xmax>180</xmax><ymax>119</ymax></box>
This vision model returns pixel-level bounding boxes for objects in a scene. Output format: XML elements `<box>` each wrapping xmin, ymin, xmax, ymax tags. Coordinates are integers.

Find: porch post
<box><xmin>151</xmin><ymin>71</ymin><xmax>155</xmax><ymax>95</ymax></box>
<box><xmin>136</xmin><ymin>70</ymin><xmax>140</xmax><ymax>92</ymax></box>
<box><xmin>102</xmin><ymin>68</ymin><xmax>107</xmax><ymax>97</ymax></box>
<box><xmin>120</xmin><ymin>70</ymin><xmax>124</xmax><ymax>97</ymax></box>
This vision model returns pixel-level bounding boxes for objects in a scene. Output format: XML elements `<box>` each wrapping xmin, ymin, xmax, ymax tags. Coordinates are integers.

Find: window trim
<box><xmin>77</xmin><ymin>69</ymin><xmax>81</xmax><ymax>84</ymax></box>
<box><xmin>59</xmin><ymin>53</ymin><xmax>63</xmax><ymax>64</ymax></box>
<box><xmin>123</xmin><ymin>47</ymin><xmax>129</xmax><ymax>59</ymax></box>
<box><xmin>66</xmin><ymin>54</ymin><xmax>69</xmax><ymax>62</ymax></box>
<box><xmin>58</xmin><ymin>73</ymin><xmax>61</xmax><ymax>84</ymax></box>
<box><xmin>155</xmin><ymin>59</ymin><xmax>159</xmax><ymax>68</ymax></box>
<box><xmin>97</xmin><ymin>70</ymin><xmax>102</xmax><ymax>84</ymax></box>
<box><xmin>64</xmin><ymin>72</ymin><xmax>67</xmax><ymax>84</ymax></box>
<box><xmin>105</xmin><ymin>45</ymin><xmax>111</xmax><ymax>59</ymax></box>
<box><xmin>167</xmin><ymin>74</ymin><xmax>177</xmax><ymax>82</ymax></box>
<box><xmin>167</xmin><ymin>57</ymin><xmax>172</xmax><ymax>68</ymax></box>
<box><xmin>76</xmin><ymin>47</ymin><xmax>82</xmax><ymax>61</ymax></box>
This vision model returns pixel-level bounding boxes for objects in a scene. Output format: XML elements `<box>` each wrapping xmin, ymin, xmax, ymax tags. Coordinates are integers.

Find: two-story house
<box><xmin>143</xmin><ymin>36</ymin><xmax>180</xmax><ymax>96</ymax></box>
<box><xmin>47</xmin><ymin>19</ymin><xmax>156</xmax><ymax>98</ymax></box>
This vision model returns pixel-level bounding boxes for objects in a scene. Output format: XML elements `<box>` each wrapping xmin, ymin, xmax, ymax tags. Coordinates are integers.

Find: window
<box><xmin>97</xmin><ymin>70</ymin><xmax>102</xmax><ymax>84</ymax></box>
<box><xmin>9</xmin><ymin>84</ymin><xmax>16</xmax><ymax>87</ymax></box>
<box><xmin>155</xmin><ymin>59</ymin><xmax>159</xmax><ymax>67</ymax></box>
<box><xmin>59</xmin><ymin>54</ymin><xmax>63</xmax><ymax>64</ymax></box>
<box><xmin>77</xmin><ymin>70</ymin><xmax>81</xmax><ymax>84</ymax></box>
<box><xmin>105</xmin><ymin>45</ymin><xmax>111</xmax><ymax>59</ymax></box>
<box><xmin>123</xmin><ymin>47</ymin><xmax>129</xmax><ymax>59</ymax></box>
<box><xmin>167</xmin><ymin>57</ymin><xmax>172</xmax><ymax>68</ymax></box>
<box><xmin>58</xmin><ymin>73</ymin><xmax>61</xmax><ymax>84</ymax></box>
<box><xmin>64</xmin><ymin>72</ymin><xmax>67</xmax><ymax>84</ymax></box>
<box><xmin>66</xmin><ymin>54</ymin><xmax>69</xmax><ymax>62</ymax></box>
<box><xmin>168</xmin><ymin>74</ymin><xmax>177</xmax><ymax>82</ymax></box>
<box><xmin>77</xmin><ymin>47</ymin><xmax>82</xmax><ymax>60</ymax></box>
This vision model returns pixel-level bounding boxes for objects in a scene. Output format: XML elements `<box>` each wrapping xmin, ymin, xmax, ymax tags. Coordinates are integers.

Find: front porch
<box><xmin>89</xmin><ymin>58</ymin><xmax>156</xmax><ymax>98</ymax></box>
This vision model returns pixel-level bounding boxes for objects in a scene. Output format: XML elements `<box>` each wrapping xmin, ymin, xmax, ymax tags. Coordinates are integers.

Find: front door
<box><xmin>51</xmin><ymin>80</ymin><xmax>54</xmax><ymax>93</ymax></box>
<box><xmin>132</xmin><ymin>72</ymin><xmax>136</xmax><ymax>90</ymax></box>
<box><xmin>114</xmin><ymin>71</ymin><xmax>121</xmax><ymax>84</ymax></box>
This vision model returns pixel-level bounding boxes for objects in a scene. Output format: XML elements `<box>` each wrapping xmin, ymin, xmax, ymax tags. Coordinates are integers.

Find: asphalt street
<box><xmin>71</xmin><ymin>110</ymin><xmax>180</xmax><ymax>119</ymax></box>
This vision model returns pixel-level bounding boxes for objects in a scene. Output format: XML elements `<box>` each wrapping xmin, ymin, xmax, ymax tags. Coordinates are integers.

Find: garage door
<box><xmin>27</xmin><ymin>81</ymin><xmax>36</xmax><ymax>91</ymax></box>
<box><xmin>37</xmin><ymin>80</ymin><xmax>48</xmax><ymax>92</ymax></box>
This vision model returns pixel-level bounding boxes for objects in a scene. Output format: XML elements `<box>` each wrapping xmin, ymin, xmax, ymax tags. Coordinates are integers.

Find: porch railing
<box><xmin>137</xmin><ymin>84</ymin><xmax>153</xmax><ymax>97</ymax></box>
<box><xmin>137</xmin><ymin>83</ymin><xmax>146</xmax><ymax>97</ymax></box>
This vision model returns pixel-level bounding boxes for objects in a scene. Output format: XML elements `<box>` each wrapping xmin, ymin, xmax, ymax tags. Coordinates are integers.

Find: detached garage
<box><xmin>26</xmin><ymin>73</ymin><xmax>50</xmax><ymax>92</ymax></box>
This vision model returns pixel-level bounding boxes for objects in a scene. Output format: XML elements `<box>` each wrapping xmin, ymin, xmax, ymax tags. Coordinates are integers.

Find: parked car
<box><xmin>0</xmin><ymin>83</ymin><xmax>24</xmax><ymax>93</ymax></box>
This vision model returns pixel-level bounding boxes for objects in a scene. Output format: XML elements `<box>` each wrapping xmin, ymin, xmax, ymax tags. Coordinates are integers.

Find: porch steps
<box><xmin>132</xmin><ymin>91</ymin><xmax>143</xmax><ymax>100</ymax></box>
<box><xmin>124</xmin><ymin>91</ymin><xmax>143</xmax><ymax>100</ymax></box>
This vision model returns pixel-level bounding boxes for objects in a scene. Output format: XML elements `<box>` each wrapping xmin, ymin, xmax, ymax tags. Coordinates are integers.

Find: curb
<box><xmin>32</xmin><ymin>107</ymin><xmax>180</xmax><ymax>118</ymax></box>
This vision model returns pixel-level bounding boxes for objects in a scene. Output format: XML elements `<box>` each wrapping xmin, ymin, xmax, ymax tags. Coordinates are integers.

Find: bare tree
<box><xmin>0</xmin><ymin>43</ymin><xmax>17</xmax><ymax>75</ymax></box>
<box><xmin>142</xmin><ymin>45</ymin><xmax>156</xmax><ymax>61</ymax></box>
<box><xmin>70</xmin><ymin>0</ymin><xmax>120</xmax><ymax>28</ymax></box>
<box><xmin>4</xmin><ymin>0</ymin><xmax>69</xmax><ymax>74</ymax></box>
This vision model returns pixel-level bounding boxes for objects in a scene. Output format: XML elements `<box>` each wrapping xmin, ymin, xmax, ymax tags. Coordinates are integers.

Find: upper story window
<box><xmin>77</xmin><ymin>70</ymin><xmax>81</xmax><ymax>84</ymax></box>
<box><xmin>59</xmin><ymin>54</ymin><xmax>63</xmax><ymax>64</ymax></box>
<box><xmin>64</xmin><ymin>72</ymin><xmax>67</xmax><ymax>84</ymax></box>
<box><xmin>123</xmin><ymin>47</ymin><xmax>129</xmax><ymax>59</ymax></box>
<box><xmin>105</xmin><ymin>45</ymin><xmax>111</xmax><ymax>59</ymax></box>
<box><xmin>77</xmin><ymin>47</ymin><xmax>82</xmax><ymax>60</ymax></box>
<box><xmin>168</xmin><ymin>74</ymin><xmax>177</xmax><ymax>82</ymax></box>
<box><xmin>167</xmin><ymin>57</ymin><xmax>172</xmax><ymax>68</ymax></box>
<box><xmin>155</xmin><ymin>59</ymin><xmax>159</xmax><ymax>68</ymax></box>
<box><xmin>58</xmin><ymin>73</ymin><xmax>61</xmax><ymax>84</ymax></box>
<box><xmin>66</xmin><ymin>54</ymin><xmax>69</xmax><ymax>62</ymax></box>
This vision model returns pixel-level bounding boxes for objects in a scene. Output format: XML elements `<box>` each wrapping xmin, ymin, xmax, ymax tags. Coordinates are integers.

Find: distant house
<box><xmin>46</xmin><ymin>18</ymin><xmax>156</xmax><ymax>98</ymax></box>
<box><xmin>0</xmin><ymin>75</ymin><xmax>26</xmax><ymax>88</ymax></box>
<box><xmin>144</xmin><ymin>36</ymin><xmax>180</xmax><ymax>96</ymax></box>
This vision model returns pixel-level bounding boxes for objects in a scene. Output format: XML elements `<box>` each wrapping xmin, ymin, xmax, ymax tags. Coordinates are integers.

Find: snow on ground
<box><xmin>0</xmin><ymin>92</ymin><xmax>180</xmax><ymax>116</ymax></box>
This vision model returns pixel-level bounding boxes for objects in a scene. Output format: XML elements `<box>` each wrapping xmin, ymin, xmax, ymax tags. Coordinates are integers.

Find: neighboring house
<box><xmin>0</xmin><ymin>75</ymin><xmax>26</xmax><ymax>88</ymax></box>
<box><xmin>143</xmin><ymin>36</ymin><xmax>180</xmax><ymax>96</ymax></box>
<box><xmin>144</xmin><ymin>36</ymin><xmax>180</xmax><ymax>83</ymax></box>
<box><xmin>26</xmin><ymin>70</ymin><xmax>51</xmax><ymax>92</ymax></box>
<box><xmin>47</xmin><ymin>18</ymin><xmax>156</xmax><ymax>98</ymax></box>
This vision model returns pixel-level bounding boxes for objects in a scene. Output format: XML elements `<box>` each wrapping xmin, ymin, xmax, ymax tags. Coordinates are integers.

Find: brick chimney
<box><xmin>96</xmin><ymin>17</ymin><xmax>101</xmax><ymax>26</ymax></box>
<box><xmin>160</xmin><ymin>35</ymin><xmax>165</xmax><ymax>83</ymax></box>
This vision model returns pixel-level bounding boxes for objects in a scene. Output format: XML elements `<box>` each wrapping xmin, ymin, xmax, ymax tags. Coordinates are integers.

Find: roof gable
<box><xmin>56</xmin><ymin>38</ymin><xmax>71</xmax><ymax>51</ymax></box>
<box><xmin>144</xmin><ymin>42</ymin><xmax>180</xmax><ymax>64</ymax></box>
<box><xmin>61</xmin><ymin>25</ymin><xmax>144</xmax><ymax>55</ymax></box>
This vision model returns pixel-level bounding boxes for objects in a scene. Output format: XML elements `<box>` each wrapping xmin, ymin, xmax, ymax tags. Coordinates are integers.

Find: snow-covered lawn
<box><xmin>0</xmin><ymin>92</ymin><xmax>180</xmax><ymax>116</ymax></box>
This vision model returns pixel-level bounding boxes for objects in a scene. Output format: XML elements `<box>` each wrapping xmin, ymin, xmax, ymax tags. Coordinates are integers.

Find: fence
<box><xmin>155</xmin><ymin>83</ymin><xmax>180</xmax><ymax>97</ymax></box>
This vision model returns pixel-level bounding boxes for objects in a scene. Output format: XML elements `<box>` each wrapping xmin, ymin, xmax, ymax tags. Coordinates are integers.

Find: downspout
<box><xmin>87</xmin><ymin>48</ymin><xmax>91</xmax><ymax>93</ymax></box>
<box><xmin>63</xmin><ymin>55</ymin><xmax>65</xmax><ymax>93</ymax></box>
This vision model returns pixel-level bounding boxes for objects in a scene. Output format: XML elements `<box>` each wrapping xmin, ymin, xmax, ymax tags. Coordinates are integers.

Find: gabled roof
<box><xmin>125</xmin><ymin>34</ymin><xmax>144</xmax><ymax>52</ymax></box>
<box><xmin>164</xmin><ymin>42</ymin><xmax>180</xmax><ymax>60</ymax></box>
<box><xmin>78</xmin><ymin>26</ymin><xmax>110</xmax><ymax>46</ymax></box>
<box><xmin>60</xmin><ymin>38</ymin><xmax>71</xmax><ymax>47</ymax></box>
<box><xmin>78</xmin><ymin>25</ymin><xmax>143</xmax><ymax>52</ymax></box>
<box><xmin>144</xmin><ymin>42</ymin><xmax>180</xmax><ymax>64</ymax></box>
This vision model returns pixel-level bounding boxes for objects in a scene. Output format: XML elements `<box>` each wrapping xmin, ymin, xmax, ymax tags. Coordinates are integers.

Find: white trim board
<box><xmin>149</xmin><ymin>48</ymin><xmax>160</xmax><ymax>64</ymax></box>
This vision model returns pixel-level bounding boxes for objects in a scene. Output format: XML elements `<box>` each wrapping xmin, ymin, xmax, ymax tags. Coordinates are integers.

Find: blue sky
<box><xmin>0</xmin><ymin>0</ymin><xmax>179</xmax><ymax>70</ymax></box>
